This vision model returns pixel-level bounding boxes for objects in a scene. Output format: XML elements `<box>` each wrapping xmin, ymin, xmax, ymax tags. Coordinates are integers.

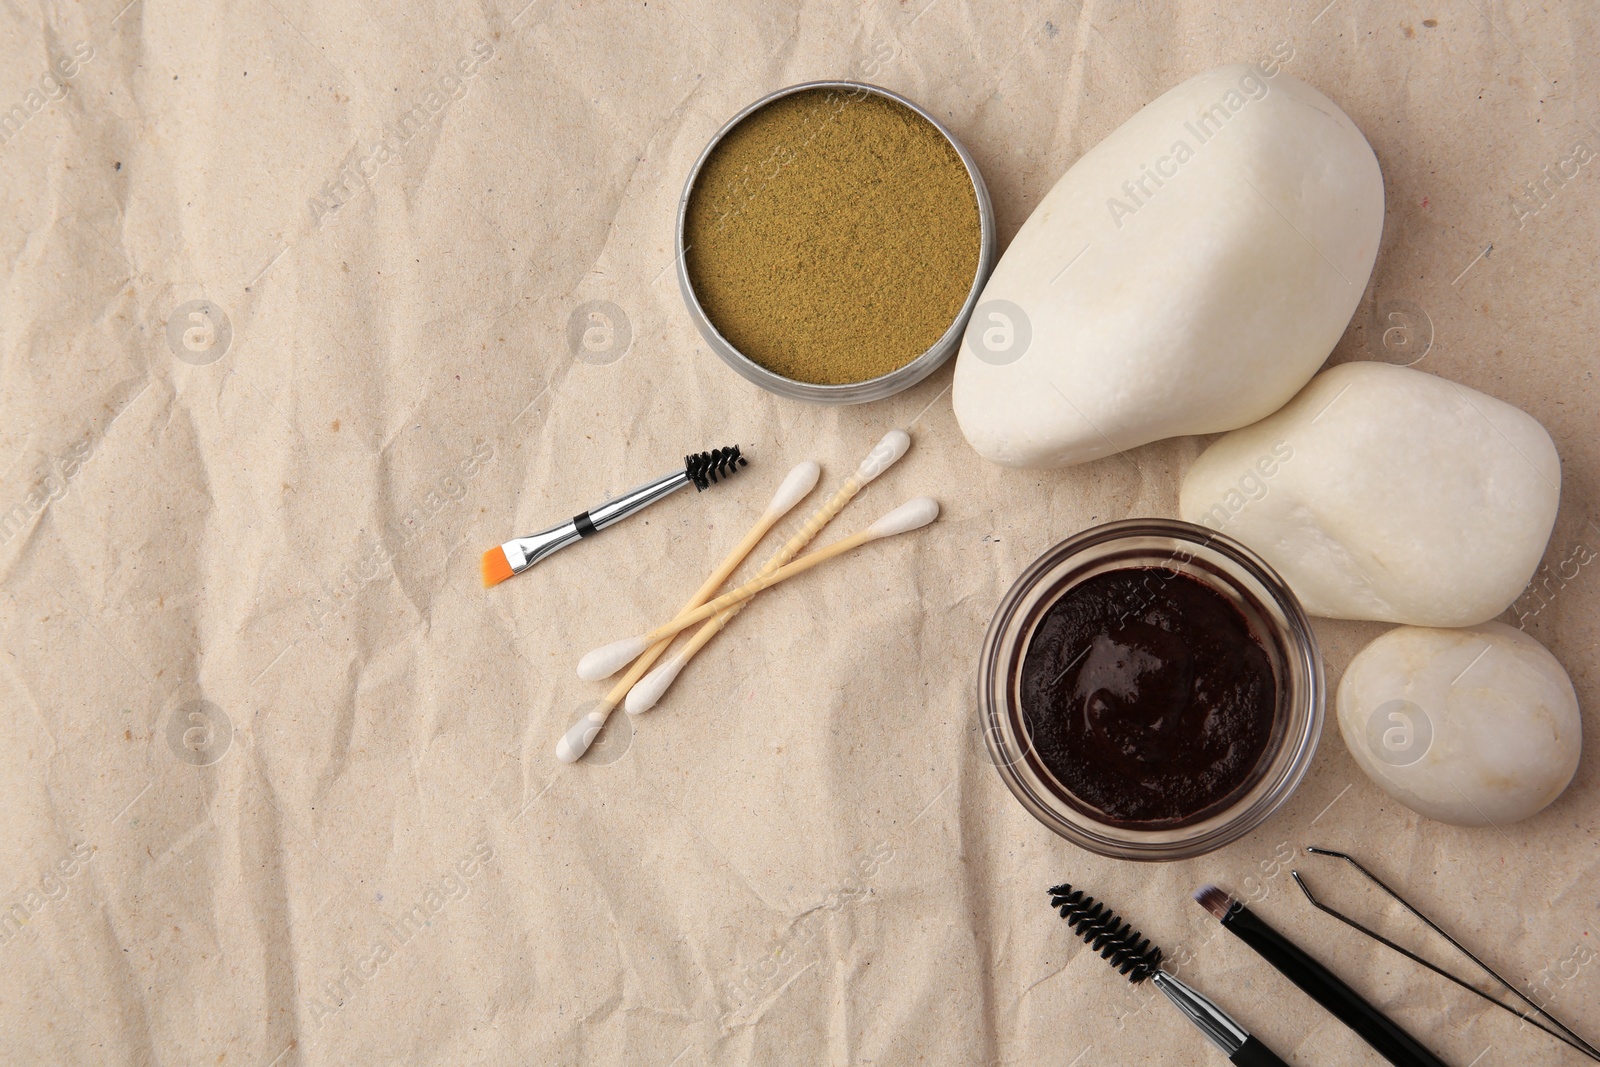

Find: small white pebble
<box><xmin>1337</xmin><ymin>622</ymin><xmax>1581</xmax><ymax>827</ymax></box>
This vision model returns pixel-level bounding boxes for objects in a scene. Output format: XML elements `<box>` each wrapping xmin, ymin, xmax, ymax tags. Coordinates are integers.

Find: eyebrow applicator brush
<box><xmin>1194</xmin><ymin>884</ymin><xmax>1448</xmax><ymax>1067</ymax></box>
<box><xmin>481</xmin><ymin>446</ymin><xmax>747</xmax><ymax>586</ymax></box>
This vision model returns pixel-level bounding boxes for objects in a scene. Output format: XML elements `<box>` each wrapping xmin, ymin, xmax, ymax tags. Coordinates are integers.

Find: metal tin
<box><xmin>676</xmin><ymin>80</ymin><xmax>996</xmax><ymax>405</ymax></box>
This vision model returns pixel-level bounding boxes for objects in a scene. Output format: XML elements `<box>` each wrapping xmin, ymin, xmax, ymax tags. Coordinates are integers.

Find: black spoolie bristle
<box><xmin>684</xmin><ymin>445</ymin><xmax>748</xmax><ymax>491</ymax></box>
<box><xmin>1047</xmin><ymin>883</ymin><xmax>1163</xmax><ymax>985</ymax></box>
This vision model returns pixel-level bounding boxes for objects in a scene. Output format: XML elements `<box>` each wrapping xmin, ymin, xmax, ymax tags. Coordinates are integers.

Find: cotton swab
<box><xmin>555</xmin><ymin>460</ymin><xmax>820</xmax><ymax>762</ymax></box>
<box><xmin>577</xmin><ymin>496</ymin><xmax>939</xmax><ymax>682</ymax></box>
<box><xmin>625</xmin><ymin>429</ymin><xmax>912</xmax><ymax>714</ymax></box>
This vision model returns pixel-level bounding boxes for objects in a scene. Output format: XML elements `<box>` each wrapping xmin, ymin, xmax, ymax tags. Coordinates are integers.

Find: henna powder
<box><xmin>684</xmin><ymin>88</ymin><xmax>982</xmax><ymax>386</ymax></box>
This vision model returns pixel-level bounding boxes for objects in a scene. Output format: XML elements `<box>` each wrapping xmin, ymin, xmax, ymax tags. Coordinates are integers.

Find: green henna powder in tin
<box><xmin>685</xmin><ymin>88</ymin><xmax>982</xmax><ymax>386</ymax></box>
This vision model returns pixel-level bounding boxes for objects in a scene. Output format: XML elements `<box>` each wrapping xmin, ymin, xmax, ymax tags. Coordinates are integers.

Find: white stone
<box><xmin>1178</xmin><ymin>362</ymin><xmax>1561</xmax><ymax>626</ymax></box>
<box><xmin>1336</xmin><ymin>623</ymin><xmax>1581</xmax><ymax>827</ymax></box>
<box><xmin>953</xmin><ymin>63</ymin><xmax>1383</xmax><ymax>468</ymax></box>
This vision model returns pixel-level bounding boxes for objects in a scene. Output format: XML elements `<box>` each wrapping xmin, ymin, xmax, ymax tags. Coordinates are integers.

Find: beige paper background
<box><xmin>1</xmin><ymin>1</ymin><xmax>1597</xmax><ymax>1064</ymax></box>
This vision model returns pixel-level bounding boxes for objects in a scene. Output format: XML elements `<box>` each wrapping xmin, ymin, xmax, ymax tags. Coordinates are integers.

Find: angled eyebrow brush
<box><xmin>1195</xmin><ymin>884</ymin><xmax>1448</xmax><ymax>1067</ymax></box>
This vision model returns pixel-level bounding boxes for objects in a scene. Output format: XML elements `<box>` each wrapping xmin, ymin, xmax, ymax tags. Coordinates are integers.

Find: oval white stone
<box><xmin>1178</xmin><ymin>361</ymin><xmax>1560</xmax><ymax>626</ymax></box>
<box><xmin>1336</xmin><ymin>623</ymin><xmax>1581</xmax><ymax>827</ymax></box>
<box><xmin>953</xmin><ymin>63</ymin><xmax>1383</xmax><ymax>468</ymax></box>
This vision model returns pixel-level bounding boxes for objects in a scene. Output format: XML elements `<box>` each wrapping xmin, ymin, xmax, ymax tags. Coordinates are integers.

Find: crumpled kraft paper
<box><xmin>1</xmin><ymin>1</ymin><xmax>1596</xmax><ymax>1064</ymax></box>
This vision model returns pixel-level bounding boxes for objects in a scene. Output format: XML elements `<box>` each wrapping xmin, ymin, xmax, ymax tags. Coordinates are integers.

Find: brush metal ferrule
<box><xmin>501</xmin><ymin>520</ymin><xmax>584</xmax><ymax>573</ymax></box>
<box><xmin>501</xmin><ymin>468</ymin><xmax>692</xmax><ymax>574</ymax></box>
<box><xmin>1152</xmin><ymin>972</ymin><xmax>1248</xmax><ymax>1056</ymax></box>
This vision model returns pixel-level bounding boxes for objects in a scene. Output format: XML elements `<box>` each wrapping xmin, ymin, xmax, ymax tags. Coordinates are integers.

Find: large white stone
<box><xmin>953</xmin><ymin>63</ymin><xmax>1383</xmax><ymax>468</ymax></box>
<box><xmin>1178</xmin><ymin>362</ymin><xmax>1561</xmax><ymax>626</ymax></box>
<box><xmin>1336</xmin><ymin>623</ymin><xmax>1581</xmax><ymax>827</ymax></box>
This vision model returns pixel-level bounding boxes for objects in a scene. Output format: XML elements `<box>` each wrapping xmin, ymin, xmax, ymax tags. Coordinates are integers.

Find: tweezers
<box><xmin>1292</xmin><ymin>846</ymin><xmax>1600</xmax><ymax>1062</ymax></box>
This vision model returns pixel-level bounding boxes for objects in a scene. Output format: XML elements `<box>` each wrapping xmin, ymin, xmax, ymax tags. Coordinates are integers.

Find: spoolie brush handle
<box><xmin>1229</xmin><ymin>1037</ymin><xmax>1292</xmax><ymax>1067</ymax></box>
<box><xmin>1151</xmin><ymin>974</ymin><xmax>1291</xmax><ymax>1066</ymax></box>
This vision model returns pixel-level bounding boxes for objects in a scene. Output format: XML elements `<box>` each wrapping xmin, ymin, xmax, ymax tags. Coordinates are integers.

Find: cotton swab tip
<box><xmin>866</xmin><ymin>496</ymin><xmax>940</xmax><ymax>538</ymax></box>
<box><xmin>556</xmin><ymin>709</ymin><xmax>605</xmax><ymax>762</ymax></box>
<box><xmin>626</xmin><ymin>654</ymin><xmax>686</xmax><ymax>715</ymax></box>
<box><xmin>855</xmin><ymin>429</ymin><xmax>911</xmax><ymax>484</ymax></box>
<box><xmin>577</xmin><ymin>635</ymin><xmax>649</xmax><ymax>681</ymax></box>
<box><xmin>481</xmin><ymin>546</ymin><xmax>515</xmax><ymax>587</ymax></box>
<box><xmin>765</xmin><ymin>460</ymin><xmax>821</xmax><ymax>518</ymax></box>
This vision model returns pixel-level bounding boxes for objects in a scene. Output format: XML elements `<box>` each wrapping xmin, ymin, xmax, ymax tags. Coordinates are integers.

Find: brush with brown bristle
<box><xmin>481</xmin><ymin>446</ymin><xmax>747</xmax><ymax>587</ymax></box>
<box><xmin>1193</xmin><ymin>885</ymin><xmax>1447</xmax><ymax>1067</ymax></box>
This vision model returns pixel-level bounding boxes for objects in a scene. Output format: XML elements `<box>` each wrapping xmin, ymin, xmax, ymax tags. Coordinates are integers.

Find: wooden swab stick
<box><xmin>624</xmin><ymin>429</ymin><xmax>911</xmax><ymax>714</ymax></box>
<box><xmin>577</xmin><ymin>497</ymin><xmax>939</xmax><ymax>682</ymax></box>
<box><xmin>555</xmin><ymin>461</ymin><xmax>820</xmax><ymax>762</ymax></box>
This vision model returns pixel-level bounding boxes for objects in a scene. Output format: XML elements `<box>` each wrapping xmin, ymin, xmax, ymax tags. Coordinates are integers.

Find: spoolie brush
<box><xmin>481</xmin><ymin>446</ymin><xmax>748</xmax><ymax>587</ymax></box>
<box><xmin>1049</xmin><ymin>883</ymin><xmax>1164</xmax><ymax>982</ymax></box>
<box><xmin>1048</xmin><ymin>883</ymin><xmax>1289</xmax><ymax>1066</ymax></box>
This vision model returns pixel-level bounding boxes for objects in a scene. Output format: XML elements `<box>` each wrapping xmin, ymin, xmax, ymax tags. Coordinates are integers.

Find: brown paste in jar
<box><xmin>1018</xmin><ymin>568</ymin><xmax>1276</xmax><ymax>827</ymax></box>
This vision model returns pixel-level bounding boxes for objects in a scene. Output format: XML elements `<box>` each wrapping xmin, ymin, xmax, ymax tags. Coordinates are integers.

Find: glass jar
<box><xmin>980</xmin><ymin>519</ymin><xmax>1325</xmax><ymax>860</ymax></box>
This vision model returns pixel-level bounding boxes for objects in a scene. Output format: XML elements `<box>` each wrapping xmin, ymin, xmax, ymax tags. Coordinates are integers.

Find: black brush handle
<box><xmin>1222</xmin><ymin>905</ymin><xmax>1448</xmax><ymax>1067</ymax></box>
<box><xmin>1230</xmin><ymin>1035</ymin><xmax>1291</xmax><ymax>1067</ymax></box>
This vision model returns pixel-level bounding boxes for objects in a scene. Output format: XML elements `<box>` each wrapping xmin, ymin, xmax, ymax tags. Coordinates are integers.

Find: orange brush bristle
<box><xmin>480</xmin><ymin>546</ymin><xmax>515</xmax><ymax>587</ymax></box>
